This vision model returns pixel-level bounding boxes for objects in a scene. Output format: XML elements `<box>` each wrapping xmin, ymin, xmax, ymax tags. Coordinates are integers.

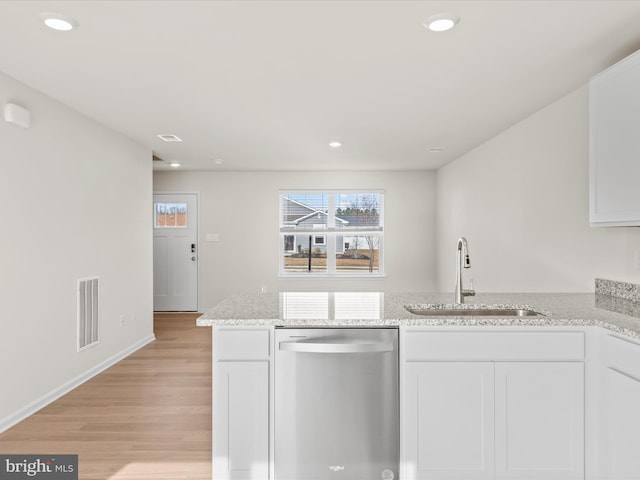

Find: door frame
<box><xmin>152</xmin><ymin>191</ymin><xmax>201</xmax><ymax>312</ymax></box>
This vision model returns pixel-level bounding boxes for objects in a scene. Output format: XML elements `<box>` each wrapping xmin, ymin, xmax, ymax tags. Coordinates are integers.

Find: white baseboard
<box><xmin>0</xmin><ymin>333</ymin><xmax>156</xmax><ymax>434</ymax></box>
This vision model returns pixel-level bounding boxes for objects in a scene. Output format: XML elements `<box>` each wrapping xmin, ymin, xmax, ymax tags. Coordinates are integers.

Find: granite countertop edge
<box><xmin>196</xmin><ymin>292</ymin><xmax>640</xmax><ymax>342</ymax></box>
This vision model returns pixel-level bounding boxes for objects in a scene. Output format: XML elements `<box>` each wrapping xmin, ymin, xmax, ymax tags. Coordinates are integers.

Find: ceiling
<box><xmin>2</xmin><ymin>1</ymin><xmax>640</xmax><ymax>172</ymax></box>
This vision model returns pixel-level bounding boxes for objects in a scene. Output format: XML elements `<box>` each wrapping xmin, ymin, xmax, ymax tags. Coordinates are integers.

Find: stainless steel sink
<box><xmin>405</xmin><ymin>304</ymin><xmax>546</xmax><ymax>317</ymax></box>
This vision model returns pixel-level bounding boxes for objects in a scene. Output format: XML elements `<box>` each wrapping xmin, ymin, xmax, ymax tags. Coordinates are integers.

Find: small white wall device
<box><xmin>4</xmin><ymin>103</ymin><xmax>31</xmax><ymax>129</ymax></box>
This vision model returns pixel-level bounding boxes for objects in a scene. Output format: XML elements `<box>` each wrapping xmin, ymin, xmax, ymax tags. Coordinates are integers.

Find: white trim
<box><xmin>0</xmin><ymin>334</ymin><xmax>155</xmax><ymax>434</ymax></box>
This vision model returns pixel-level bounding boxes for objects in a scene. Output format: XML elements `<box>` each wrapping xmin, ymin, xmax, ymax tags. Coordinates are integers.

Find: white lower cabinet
<box><xmin>212</xmin><ymin>327</ymin><xmax>273</xmax><ymax>480</ymax></box>
<box><xmin>494</xmin><ymin>362</ymin><xmax>584</xmax><ymax>480</ymax></box>
<box><xmin>209</xmin><ymin>325</ymin><xmax>640</xmax><ymax>480</ymax></box>
<box><xmin>401</xmin><ymin>329</ymin><xmax>585</xmax><ymax>480</ymax></box>
<box><xmin>403</xmin><ymin>362</ymin><xmax>495</xmax><ymax>479</ymax></box>
<box><xmin>600</xmin><ymin>335</ymin><xmax>640</xmax><ymax>480</ymax></box>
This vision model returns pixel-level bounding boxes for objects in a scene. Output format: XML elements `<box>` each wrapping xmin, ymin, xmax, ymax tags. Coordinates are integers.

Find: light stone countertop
<box><xmin>197</xmin><ymin>291</ymin><xmax>640</xmax><ymax>342</ymax></box>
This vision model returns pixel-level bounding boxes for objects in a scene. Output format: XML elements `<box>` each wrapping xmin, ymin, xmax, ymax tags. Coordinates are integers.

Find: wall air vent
<box><xmin>78</xmin><ymin>277</ymin><xmax>99</xmax><ymax>351</ymax></box>
<box><xmin>156</xmin><ymin>134</ymin><xmax>182</xmax><ymax>142</ymax></box>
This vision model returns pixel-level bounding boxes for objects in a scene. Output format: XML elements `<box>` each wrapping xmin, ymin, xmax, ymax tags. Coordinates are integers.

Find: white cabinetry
<box><xmin>401</xmin><ymin>329</ymin><xmax>585</xmax><ymax>480</ymax></box>
<box><xmin>212</xmin><ymin>327</ymin><xmax>273</xmax><ymax>480</ymax></box>
<box><xmin>403</xmin><ymin>362</ymin><xmax>494</xmax><ymax>479</ymax></box>
<box><xmin>600</xmin><ymin>334</ymin><xmax>640</xmax><ymax>479</ymax></box>
<box><xmin>495</xmin><ymin>362</ymin><xmax>584</xmax><ymax>480</ymax></box>
<box><xmin>590</xmin><ymin>48</ymin><xmax>640</xmax><ymax>226</ymax></box>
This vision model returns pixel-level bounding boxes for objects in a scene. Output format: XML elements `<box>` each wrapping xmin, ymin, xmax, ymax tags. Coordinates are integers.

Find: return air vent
<box><xmin>78</xmin><ymin>277</ymin><xmax>99</xmax><ymax>351</ymax></box>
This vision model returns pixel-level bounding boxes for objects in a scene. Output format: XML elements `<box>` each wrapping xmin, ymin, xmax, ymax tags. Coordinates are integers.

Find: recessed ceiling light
<box><xmin>214</xmin><ymin>159</ymin><xmax>225</xmax><ymax>165</ymax></box>
<box><xmin>423</xmin><ymin>13</ymin><xmax>459</xmax><ymax>32</ymax></box>
<box><xmin>170</xmin><ymin>162</ymin><xmax>181</xmax><ymax>168</ymax></box>
<box><xmin>329</xmin><ymin>141</ymin><xmax>343</xmax><ymax>148</ymax></box>
<box><xmin>40</xmin><ymin>12</ymin><xmax>78</xmax><ymax>31</ymax></box>
<box><xmin>157</xmin><ymin>134</ymin><xmax>183</xmax><ymax>142</ymax></box>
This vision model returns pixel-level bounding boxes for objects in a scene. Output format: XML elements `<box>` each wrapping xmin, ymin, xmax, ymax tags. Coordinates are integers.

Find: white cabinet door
<box><xmin>495</xmin><ymin>363</ymin><xmax>584</xmax><ymax>480</ymax></box>
<box><xmin>601</xmin><ymin>334</ymin><xmax>640</xmax><ymax>480</ymax></box>
<box><xmin>403</xmin><ymin>362</ymin><xmax>495</xmax><ymax>480</ymax></box>
<box><xmin>213</xmin><ymin>361</ymin><xmax>269</xmax><ymax>480</ymax></box>
<box><xmin>590</xmin><ymin>48</ymin><xmax>640</xmax><ymax>226</ymax></box>
<box><xmin>602</xmin><ymin>368</ymin><xmax>640</xmax><ymax>479</ymax></box>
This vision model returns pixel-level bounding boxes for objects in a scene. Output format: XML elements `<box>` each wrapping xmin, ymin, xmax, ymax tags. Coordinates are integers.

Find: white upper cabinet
<box><xmin>590</xmin><ymin>49</ymin><xmax>640</xmax><ymax>226</ymax></box>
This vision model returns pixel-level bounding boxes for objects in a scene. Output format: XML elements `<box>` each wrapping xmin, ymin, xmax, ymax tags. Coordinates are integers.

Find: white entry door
<box><xmin>153</xmin><ymin>193</ymin><xmax>198</xmax><ymax>311</ymax></box>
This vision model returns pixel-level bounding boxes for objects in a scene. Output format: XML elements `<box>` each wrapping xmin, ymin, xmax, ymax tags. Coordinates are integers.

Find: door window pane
<box><xmin>154</xmin><ymin>202</ymin><xmax>188</xmax><ymax>228</ymax></box>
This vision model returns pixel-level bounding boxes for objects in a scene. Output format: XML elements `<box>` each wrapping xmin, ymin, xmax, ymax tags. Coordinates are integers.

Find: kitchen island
<box><xmin>198</xmin><ymin>289</ymin><xmax>640</xmax><ymax>340</ymax></box>
<box><xmin>201</xmin><ymin>280</ymin><xmax>640</xmax><ymax>480</ymax></box>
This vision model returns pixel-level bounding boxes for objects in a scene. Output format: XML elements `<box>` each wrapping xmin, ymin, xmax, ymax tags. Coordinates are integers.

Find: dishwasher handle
<box><xmin>279</xmin><ymin>340</ymin><xmax>393</xmax><ymax>354</ymax></box>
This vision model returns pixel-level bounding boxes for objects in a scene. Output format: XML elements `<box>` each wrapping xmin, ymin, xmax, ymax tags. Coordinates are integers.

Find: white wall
<box><xmin>0</xmin><ymin>71</ymin><xmax>153</xmax><ymax>426</ymax></box>
<box><xmin>153</xmin><ymin>170</ymin><xmax>436</xmax><ymax>309</ymax></box>
<box><xmin>436</xmin><ymin>86</ymin><xmax>640</xmax><ymax>292</ymax></box>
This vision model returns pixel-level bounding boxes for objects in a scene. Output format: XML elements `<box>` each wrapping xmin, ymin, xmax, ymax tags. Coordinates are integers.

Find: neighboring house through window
<box><xmin>279</xmin><ymin>191</ymin><xmax>384</xmax><ymax>275</ymax></box>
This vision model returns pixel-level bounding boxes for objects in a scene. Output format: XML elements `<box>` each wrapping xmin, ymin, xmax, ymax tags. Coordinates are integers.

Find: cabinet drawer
<box><xmin>404</xmin><ymin>330</ymin><xmax>584</xmax><ymax>361</ymax></box>
<box><xmin>606</xmin><ymin>334</ymin><xmax>640</xmax><ymax>380</ymax></box>
<box><xmin>213</xmin><ymin>327</ymin><xmax>272</xmax><ymax>360</ymax></box>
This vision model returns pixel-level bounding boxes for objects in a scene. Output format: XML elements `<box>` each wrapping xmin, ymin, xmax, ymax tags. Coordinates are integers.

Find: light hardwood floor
<box><xmin>0</xmin><ymin>313</ymin><xmax>212</xmax><ymax>480</ymax></box>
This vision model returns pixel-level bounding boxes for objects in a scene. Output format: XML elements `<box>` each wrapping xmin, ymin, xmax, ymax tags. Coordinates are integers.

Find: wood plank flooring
<box><xmin>0</xmin><ymin>312</ymin><xmax>212</xmax><ymax>480</ymax></box>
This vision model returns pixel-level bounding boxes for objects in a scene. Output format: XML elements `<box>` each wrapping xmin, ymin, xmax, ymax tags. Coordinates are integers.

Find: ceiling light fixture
<box><xmin>214</xmin><ymin>159</ymin><xmax>225</xmax><ymax>165</ymax></box>
<box><xmin>328</xmin><ymin>141</ymin><xmax>343</xmax><ymax>148</ymax></box>
<box><xmin>40</xmin><ymin>12</ymin><xmax>78</xmax><ymax>31</ymax></box>
<box><xmin>170</xmin><ymin>162</ymin><xmax>181</xmax><ymax>168</ymax></box>
<box><xmin>423</xmin><ymin>13</ymin><xmax>459</xmax><ymax>32</ymax></box>
<box><xmin>157</xmin><ymin>134</ymin><xmax>183</xmax><ymax>142</ymax></box>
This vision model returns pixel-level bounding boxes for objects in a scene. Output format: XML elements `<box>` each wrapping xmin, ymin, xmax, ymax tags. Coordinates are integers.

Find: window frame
<box><xmin>279</xmin><ymin>190</ymin><xmax>384</xmax><ymax>277</ymax></box>
<box><xmin>154</xmin><ymin>202</ymin><xmax>188</xmax><ymax>229</ymax></box>
<box><xmin>283</xmin><ymin>235</ymin><xmax>295</xmax><ymax>253</ymax></box>
<box><xmin>313</xmin><ymin>235</ymin><xmax>326</xmax><ymax>246</ymax></box>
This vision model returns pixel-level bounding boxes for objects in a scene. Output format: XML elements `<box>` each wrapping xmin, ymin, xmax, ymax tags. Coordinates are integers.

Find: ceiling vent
<box><xmin>157</xmin><ymin>134</ymin><xmax>182</xmax><ymax>142</ymax></box>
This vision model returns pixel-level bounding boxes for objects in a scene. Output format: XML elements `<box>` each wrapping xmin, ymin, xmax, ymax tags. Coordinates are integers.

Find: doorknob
<box><xmin>191</xmin><ymin>256</ymin><xmax>196</xmax><ymax>261</ymax></box>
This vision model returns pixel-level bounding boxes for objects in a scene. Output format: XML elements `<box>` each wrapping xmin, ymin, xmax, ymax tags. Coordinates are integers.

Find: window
<box><xmin>154</xmin><ymin>202</ymin><xmax>187</xmax><ymax>228</ymax></box>
<box><xmin>280</xmin><ymin>191</ymin><xmax>383</xmax><ymax>276</ymax></box>
<box><xmin>284</xmin><ymin>235</ymin><xmax>295</xmax><ymax>252</ymax></box>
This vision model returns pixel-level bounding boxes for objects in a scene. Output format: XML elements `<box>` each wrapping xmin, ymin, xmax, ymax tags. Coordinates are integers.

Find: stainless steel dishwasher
<box><xmin>275</xmin><ymin>328</ymin><xmax>399</xmax><ymax>480</ymax></box>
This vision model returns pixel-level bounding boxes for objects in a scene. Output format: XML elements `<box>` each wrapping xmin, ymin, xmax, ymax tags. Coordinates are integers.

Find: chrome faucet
<box><xmin>455</xmin><ymin>237</ymin><xmax>475</xmax><ymax>304</ymax></box>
